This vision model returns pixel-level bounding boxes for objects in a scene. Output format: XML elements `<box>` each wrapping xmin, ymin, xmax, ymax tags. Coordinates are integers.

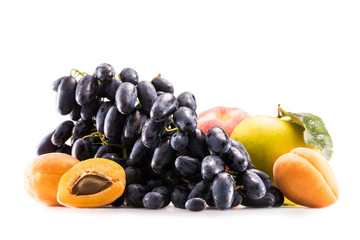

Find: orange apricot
<box><xmin>57</xmin><ymin>158</ymin><xmax>126</xmax><ymax>208</ymax></box>
<box><xmin>24</xmin><ymin>153</ymin><xmax>80</xmax><ymax>206</ymax></box>
<box><xmin>273</xmin><ymin>148</ymin><xmax>339</xmax><ymax>208</ymax></box>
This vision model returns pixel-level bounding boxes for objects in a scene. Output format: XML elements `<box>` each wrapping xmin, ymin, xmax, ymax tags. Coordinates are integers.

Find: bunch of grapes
<box><xmin>37</xmin><ymin>63</ymin><xmax>284</xmax><ymax>211</ymax></box>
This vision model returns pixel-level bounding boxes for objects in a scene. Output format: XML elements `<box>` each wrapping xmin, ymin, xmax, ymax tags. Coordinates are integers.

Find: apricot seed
<box><xmin>24</xmin><ymin>153</ymin><xmax>80</xmax><ymax>206</ymax></box>
<box><xmin>57</xmin><ymin>158</ymin><xmax>126</xmax><ymax>208</ymax></box>
<box><xmin>273</xmin><ymin>148</ymin><xmax>338</xmax><ymax>208</ymax></box>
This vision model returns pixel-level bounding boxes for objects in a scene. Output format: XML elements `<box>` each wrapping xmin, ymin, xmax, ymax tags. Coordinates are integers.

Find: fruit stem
<box><xmin>277</xmin><ymin>104</ymin><xmax>281</xmax><ymax>118</ymax></box>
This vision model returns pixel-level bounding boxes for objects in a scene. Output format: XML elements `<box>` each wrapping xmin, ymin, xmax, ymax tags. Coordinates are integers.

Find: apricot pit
<box><xmin>57</xmin><ymin>158</ymin><xmax>126</xmax><ymax>208</ymax></box>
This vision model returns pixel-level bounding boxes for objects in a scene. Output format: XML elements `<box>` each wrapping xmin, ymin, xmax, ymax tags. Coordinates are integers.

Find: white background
<box><xmin>1</xmin><ymin>0</ymin><xmax>359</xmax><ymax>239</ymax></box>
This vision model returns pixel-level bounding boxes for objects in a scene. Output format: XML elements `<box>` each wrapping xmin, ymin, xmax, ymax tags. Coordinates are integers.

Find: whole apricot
<box><xmin>24</xmin><ymin>153</ymin><xmax>80</xmax><ymax>206</ymax></box>
<box><xmin>273</xmin><ymin>148</ymin><xmax>338</xmax><ymax>208</ymax></box>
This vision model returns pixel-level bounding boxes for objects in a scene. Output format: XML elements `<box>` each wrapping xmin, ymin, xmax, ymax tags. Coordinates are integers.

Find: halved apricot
<box><xmin>57</xmin><ymin>158</ymin><xmax>126</xmax><ymax>208</ymax></box>
<box><xmin>24</xmin><ymin>153</ymin><xmax>80</xmax><ymax>206</ymax></box>
<box><xmin>273</xmin><ymin>148</ymin><xmax>339</xmax><ymax>208</ymax></box>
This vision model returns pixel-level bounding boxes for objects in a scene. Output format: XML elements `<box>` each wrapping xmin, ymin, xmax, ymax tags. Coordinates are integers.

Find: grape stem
<box><xmin>70</xmin><ymin>69</ymin><xmax>89</xmax><ymax>79</ymax></box>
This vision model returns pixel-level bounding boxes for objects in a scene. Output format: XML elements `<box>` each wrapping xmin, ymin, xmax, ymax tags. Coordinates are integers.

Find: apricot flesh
<box><xmin>273</xmin><ymin>148</ymin><xmax>338</xmax><ymax>208</ymax></box>
<box><xmin>57</xmin><ymin>158</ymin><xmax>126</xmax><ymax>208</ymax></box>
<box><xmin>24</xmin><ymin>153</ymin><xmax>80</xmax><ymax>206</ymax></box>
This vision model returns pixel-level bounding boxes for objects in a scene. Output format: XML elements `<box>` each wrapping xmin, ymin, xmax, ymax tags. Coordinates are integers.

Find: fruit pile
<box><xmin>25</xmin><ymin>63</ymin><xmax>285</xmax><ymax>211</ymax></box>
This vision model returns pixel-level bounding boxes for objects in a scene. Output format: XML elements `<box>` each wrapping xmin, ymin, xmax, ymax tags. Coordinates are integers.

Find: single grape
<box><xmin>56</xmin><ymin>76</ymin><xmax>77</xmax><ymax>115</ymax></box>
<box><xmin>137</xmin><ymin>81</ymin><xmax>157</xmax><ymax>115</ymax></box>
<box><xmin>151</xmin><ymin>77</ymin><xmax>174</xmax><ymax>93</ymax></box>
<box><xmin>236</xmin><ymin>170</ymin><xmax>266</xmax><ymax>200</ymax></box>
<box><xmin>201</xmin><ymin>155</ymin><xmax>225</xmax><ymax>181</ymax></box>
<box><xmin>94</xmin><ymin>63</ymin><xmax>116</xmax><ymax>82</ymax></box>
<box><xmin>241</xmin><ymin>192</ymin><xmax>275</xmax><ymax>208</ymax></box>
<box><xmin>70</xmin><ymin>104</ymin><xmax>81</xmax><ymax>121</ymax></box>
<box><xmin>187</xmin><ymin>129</ymin><xmax>210</xmax><ymax>159</ymax></box>
<box><xmin>163</xmin><ymin>169</ymin><xmax>182</xmax><ymax>189</ymax></box>
<box><xmin>267</xmin><ymin>186</ymin><xmax>284</xmax><ymax>207</ymax></box>
<box><xmin>212</xmin><ymin>172</ymin><xmax>235</xmax><ymax>210</ymax></box>
<box><xmin>37</xmin><ymin>131</ymin><xmax>57</xmax><ymax>155</ymax></box>
<box><xmin>173</xmin><ymin>107</ymin><xmax>197</xmax><ymax>133</ymax></box>
<box><xmin>94</xmin><ymin>145</ymin><xmax>112</xmax><ymax>158</ymax></box>
<box><xmin>230</xmin><ymin>138</ymin><xmax>251</xmax><ymax>164</ymax></box>
<box><xmin>124</xmin><ymin>184</ymin><xmax>148</xmax><ymax>208</ymax></box>
<box><xmin>72</xmin><ymin>118</ymin><xmax>93</xmax><ymax>139</ymax></box>
<box><xmin>150</xmin><ymin>93</ymin><xmax>178</xmax><ymax>122</ymax></box>
<box><xmin>55</xmin><ymin>144</ymin><xmax>72</xmax><ymax>155</ymax></box>
<box><xmin>52</xmin><ymin>76</ymin><xmax>65</xmax><ymax>92</ymax></box>
<box><xmin>115</xmin><ymin>82</ymin><xmax>138</xmax><ymax>115</ymax></box>
<box><xmin>171</xmin><ymin>185</ymin><xmax>189</xmax><ymax>209</ymax></box>
<box><xmin>152</xmin><ymin>186</ymin><xmax>171</xmax><ymax>207</ymax></box>
<box><xmin>143</xmin><ymin>192</ymin><xmax>164</xmax><ymax>209</ymax></box>
<box><xmin>51</xmin><ymin>120</ymin><xmax>74</xmax><ymax>146</ymax></box>
<box><xmin>170</xmin><ymin>131</ymin><xmax>189</xmax><ymax>150</ymax></box>
<box><xmin>80</xmin><ymin>100</ymin><xmax>99</xmax><ymax>120</ymax></box>
<box><xmin>127</xmin><ymin>138</ymin><xmax>152</xmax><ymax>167</ymax></box>
<box><xmin>206</xmin><ymin>127</ymin><xmax>231</xmax><ymax>155</ymax></box>
<box><xmin>98</xmin><ymin>78</ymin><xmax>121</xmax><ymax>102</ymax></box>
<box><xmin>177</xmin><ymin>91</ymin><xmax>196</xmax><ymax>111</ymax></box>
<box><xmin>187</xmin><ymin>180</ymin><xmax>213</xmax><ymax>205</ymax></box>
<box><xmin>95</xmin><ymin>102</ymin><xmax>113</xmax><ymax>133</ymax></box>
<box><xmin>174</xmin><ymin>156</ymin><xmax>201</xmax><ymax>181</ymax></box>
<box><xmin>248</xmin><ymin>169</ymin><xmax>273</xmax><ymax>188</ymax></box>
<box><xmin>125</xmin><ymin>166</ymin><xmax>144</xmax><ymax>186</ymax></box>
<box><xmin>151</xmin><ymin>137</ymin><xmax>177</xmax><ymax>174</ymax></box>
<box><xmin>146</xmin><ymin>178</ymin><xmax>165</xmax><ymax>192</ymax></box>
<box><xmin>122</xmin><ymin>109</ymin><xmax>147</xmax><ymax>145</ymax></box>
<box><xmin>71</xmin><ymin>139</ymin><xmax>92</xmax><ymax>161</ymax></box>
<box><xmin>119</xmin><ymin>68</ymin><xmax>139</xmax><ymax>85</ymax></box>
<box><xmin>141</xmin><ymin>118</ymin><xmax>162</xmax><ymax>148</ymax></box>
<box><xmin>185</xmin><ymin>198</ymin><xmax>206</xmax><ymax>211</ymax></box>
<box><xmin>104</xmin><ymin>106</ymin><xmax>126</xmax><ymax>141</ymax></box>
<box><xmin>101</xmin><ymin>153</ymin><xmax>121</xmax><ymax>164</ymax></box>
<box><xmin>111</xmin><ymin>195</ymin><xmax>124</xmax><ymax>207</ymax></box>
<box><xmin>231</xmin><ymin>190</ymin><xmax>243</xmax><ymax>208</ymax></box>
<box><xmin>75</xmin><ymin>75</ymin><xmax>99</xmax><ymax>106</ymax></box>
<box><xmin>222</xmin><ymin>146</ymin><xmax>248</xmax><ymax>172</ymax></box>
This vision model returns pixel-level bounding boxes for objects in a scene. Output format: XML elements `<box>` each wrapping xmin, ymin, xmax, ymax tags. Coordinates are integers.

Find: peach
<box><xmin>273</xmin><ymin>148</ymin><xmax>338</xmax><ymax>208</ymax></box>
<box><xmin>197</xmin><ymin>106</ymin><xmax>250</xmax><ymax>136</ymax></box>
<box><xmin>24</xmin><ymin>153</ymin><xmax>80</xmax><ymax>206</ymax></box>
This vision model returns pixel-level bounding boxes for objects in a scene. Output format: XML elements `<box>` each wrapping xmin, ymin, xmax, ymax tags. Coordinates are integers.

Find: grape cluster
<box><xmin>38</xmin><ymin>63</ymin><xmax>284</xmax><ymax>211</ymax></box>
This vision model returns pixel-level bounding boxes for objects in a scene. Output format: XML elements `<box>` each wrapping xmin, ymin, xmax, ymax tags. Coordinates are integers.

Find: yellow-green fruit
<box><xmin>231</xmin><ymin>115</ymin><xmax>316</xmax><ymax>182</ymax></box>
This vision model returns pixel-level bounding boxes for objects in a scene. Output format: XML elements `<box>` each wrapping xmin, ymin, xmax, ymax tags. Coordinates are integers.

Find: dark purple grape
<box><xmin>267</xmin><ymin>186</ymin><xmax>284</xmax><ymax>207</ymax></box>
<box><xmin>236</xmin><ymin>170</ymin><xmax>266</xmax><ymax>200</ymax></box>
<box><xmin>115</xmin><ymin>82</ymin><xmax>137</xmax><ymax>115</ymax></box>
<box><xmin>177</xmin><ymin>91</ymin><xmax>196</xmax><ymax>111</ymax></box>
<box><xmin>72</xmin><ymin>119</ymin><xmax>93</xmax><ymax>139</ymax></box>
<box><xmin>173</xmin><ymin>107</ymin><xmax>197</xmax><ymax>133</ymax></box>
<box><xmin>212</xmin><ymin>172</ymin><xmax>235</xmax><ymax>210</ymax></box>
<box><xmin>171</xmin><ymin>185</ymin><xmax>189</xmax><ymax>209</ymax></box>
<box><xmin>137</xmin><ymin>81</ymin><xmax>157</xmax><ymax>115</ymax></box>
<box><xmin>146</xmin><ymin>178</ymin><xmax>164</xmax><ymax>191</ymax></box>
<box><xmin>122</xmin><ymin>109</ymin><xmax>147</xmax><ymax>145</ymax></box>
<box><xmin>163</xmin><ymin>169</ymin><xmax>182</xmax><ymax>189</ymax></box>
<box><xmin>151</xmin><ymin>77</ymin><xmax>174</xmax><ymax>93</ymax></box>
<box><xmin>151</xmin><ymin>137</ymin><xmax>176</xmax><ymax>174</ymax></box>
<box><xmin>75</xmin><ymin>75</ymin><xmax>98</xmax><ymax>106</ymax></box>
<box><xmin>95</xmin><ymin>102</ymin><xmax>113</xmax><ymax>133</ymax></box>
<box><xmin>206</xmin><ymin>127</ymin><xmax>231</xmax><ymax>155</ymax></box>
<box><xmin>55</xmin><ymin>144</ymin><xmax>72</xmax><ymax>155</ymax></box>
<box><xmin>127</xmin><ymin>138</ymin><xmax>152</xmax><ymax>167</ymax></box>
<box><xmin>104</xmin><ymin>106</ymin><xmax>126</xmax><ymax>141</ymax></box>
<box><xmin>185</xmin><ymin>198</ymin><xmax>206</xmax><ymax>211</ymax></box>
<box><xmin>241</xmin><ymin>192</ymin><xmax>275</xmax><ymax>208</ymax></box>
<box><xmin>94</xmin><ymin>145</ymin><xmax>112</xmax><ymax>158</ymax></box>
<box><xmin>37</xmin><ymin>131</ymin><xmax>57</xmax><ymax>155</ymax></box>
<box><xmin>248</xmin><ymin>169</ymin><xmax>273</xmax><ymax>188</ymax></box>
<box><xmin>143</xmin><ymin>192</ymin><xmax>164</xmax><ymax>209</ymax></box>
<box><xmin>111</xmin><ymin>195</ymin><xmax>124</xmax><ymax>207</ymax></box>
<box><xmin>98</xmin><ymin>78</ymin><xmax>121</xmax><ymax>102</ymax></box>
<box><xmin>52</xmin><ymin>76</ymin><xmax>65</xmax><ymax>92</ymax></box>
<box><xmin>231</xmin><ymin>190</ymin><xmax>243</xmax><ymax>208</ymax></box>
<box><xmin>51</xmin><ymin>120</ymin><xmax>74</xmax><ymax>146</ymax></box>
<box><xmin>56</xmin><ymin>76</ymin><xmax>77</xmax><ymax>115</ymax></box>
<box><xmin>187</xmin><ymin>180</ymin><xmax>212</xmax><ymax>205</ymax></box>
<box><xmin>170</xmin><ymin>131</ymin><xmax>189</xmax><ymax>150</ymax></box>
<box><xmin>80</xmin><ymin>100</ymin><xmax>99</xmax><ymax>120</ymax></box>
<box><xmin>150</xmin><ymin>93</ymin><xmax>178</xmax><ymax>122</ymax></box>
<box><xmin>94</xmin><ymin>63</ymin><xmax>116</xmax><ymax>82</ymax></box>
<box><xmin>201</xmin><ymin>155</ymin><xmax>225</xmax><ymax>181</ymax></box>
<box><xmin>101</xmin><ymin>153</ymin><xmax>121</xmax><ymax>164</ymax></box>
<box><xmin>70</xmin><ymin>104</ymin><xmax>81</xmax><ymax>121</ymax></box>
<box><xmin>230</xmin><ymin>138</ymin><xmax>251</xmax><ymax>164</ymax></box>
<box><xmin>125</xmin><ymin>166</ymin><xmax>144</xmax><ymax>186</ymax></box>
<box><xmin>174</xmin><ymin>156</ymin><xmax>201</xmax><ymax>181</ymax></box>
<box><xmin>141</xmin><ymin>118</ymin><xmax>162</xmax><ymax>148</ymax></box>
<box><xmin>187</xmin><ymin>129</ymin><xmax>210</xmax><ymax>159</ymax></box>
<box><xmin>222</xmin><ymin>146</ymin><xmax>248</xmax><ymax>172</ymax></box>
<box><xmin>71</xmin><ymin>139</ymin><xmax>92</xmax><ymax>160</ymax></box>
<box><xmin>152</xmin><ymin>186</ymin><xmax>171</xmax><ymax>207</ymax></box>
<box><xmin>119</xmin><ymin>68</ymin><xmax>138</xmax><ymax>85</ymax></box>
<box><xmin>124</xmin><ymin>184</ymin><xmax>148</xmax><ymax>208</ymax></box>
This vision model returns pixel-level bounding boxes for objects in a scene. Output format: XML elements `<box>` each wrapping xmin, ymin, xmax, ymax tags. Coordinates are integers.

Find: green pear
<box><xmin>230</xmin><ymin>115</ymin><xmax>318</xmax><ymax>182</ymax></box>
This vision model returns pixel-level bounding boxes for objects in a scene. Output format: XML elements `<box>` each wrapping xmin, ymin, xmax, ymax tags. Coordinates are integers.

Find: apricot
<box><xmin>273</xmin><ymin>148</ymin><xmax>339</xmax><ymax>208</ymax></box>
<box><xmin>57</xmin><ymin>158</ymin><xmax>126</xmax><ymax>208</ymax></box>
<box><xmin>24</xmin><ymin>153</ymin><xmax>80</xmax><ymax>206</ymax></box>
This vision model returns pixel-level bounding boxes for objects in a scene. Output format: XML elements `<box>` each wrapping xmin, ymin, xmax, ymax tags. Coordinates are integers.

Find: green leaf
<box><xmin>279</xmin><ymin>106</ymin><xmax>333</xmax><ymax>160</ymax></box>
